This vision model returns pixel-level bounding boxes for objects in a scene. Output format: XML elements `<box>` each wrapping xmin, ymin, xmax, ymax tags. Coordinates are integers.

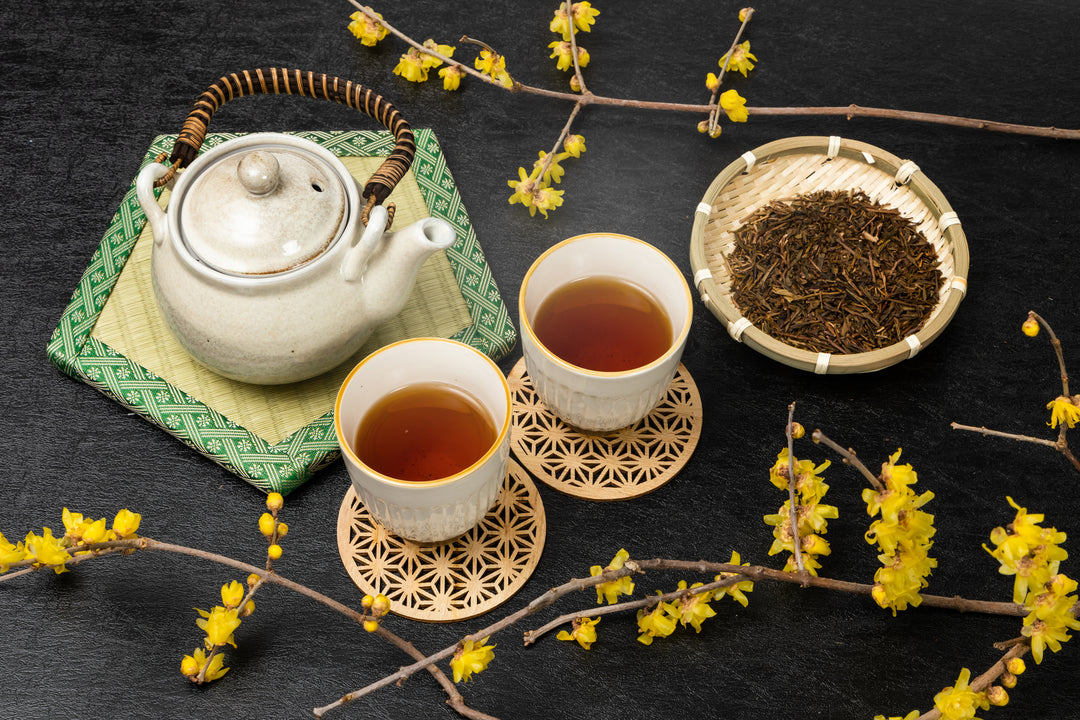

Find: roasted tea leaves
<box><xmin>726</xmin><ymin>190</ymin><xmax>945</xmax><ymax>354</ymax></box>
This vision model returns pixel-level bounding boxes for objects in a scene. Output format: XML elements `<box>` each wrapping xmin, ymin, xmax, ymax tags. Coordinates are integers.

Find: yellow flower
<box><xmin>450</xmin><ymin>636</ymin><xmax>495</xmax><ymax>682</ymax></box>
<box><xmin>259</xmin><ymin>512</ymin><xmax>275</xmax><ymax>537</ymax></box>
<box><xmin>636</xmin><ymin>595</ymin><xmax>679</xmax><ymax>645</ymax></box>
<box><xmin>533</xmin><ymin>151</ymin><xmax>569</xmax><ymax>184</ymax></box>
<box><xmin>0</xmin><ymin>531</ymin><xmax>27</xmax><ymax>573</ymax></box>
<box><xmin>220</xmin><ymin>580</ymin><xmax>245</xmax><ymax>609</ymax></box>
<box><xmin>675</xmin><ymin>580</ymin><xmax>716</xmax><ymax>633</ymax></box>
<box><xmin>181</xmin><ymin>647</ymin><xmax>229</xmax><ymax>682</ymax></box>
<box><xmin>475</xmin><ymin>50</ymin><xmax>513</xmax><ymax>88</ymax></box>
<box><xmin>719</xmin><ymin>89</ymin><xmax>749</xmax><ymax>123</ymax></box>
<box><xmin>195</xmin><ymin>606</ymin><xmax>241</xmax><ymax>649</ymax></box>
<box><xmin>111</xmin><ymin>508</ymin><xmax>141</xmax><ymax>538</ymax></box>
<box><xmin>933</xmin><ymin>668</ymin><xmax>989</xmax><ymax>720</ymax></box>
<box><xmin>394</xmin><ymin>51</ymin><xmax>429</xmax><ymax>83</ymax></box>
<box><xmin>705</xmin><ymin>72</ymin><xmax>721</xmax><ymax>93</ymax></box>
<box><xmin>557</xmin><ymin>616</ymin><xmax>600</xmax><ymax>649</ymax></box>
<box><xmin>347</xmin><ymin>8</ymin><xmax>389</xmax><ymax>47</ymax></box>
<box><xmin>768</xmin><ymin>449</ymin><xmax>830</xmax><ymax>503</ymax></box>
<box><xmin>873</xmin><ymin>713</ymin><xmax>919</xmax><ymax>720</ymax></box>
<box><xmin>24</xmin><ymin>527</ymin><xmax>71</xmax><ymax>574</ymax></box>
<box><xmin>563</xmin><ymin>134</ymin><xmax>586</xmax><ymax>158</ymax></box>
<box><xmin>551</xmin><ymin>2</ymin><xmax>600</xmax><ymax>40</ymax></box>
<box><xmin>531</xmin><ymin>185</ymin><xmax>565</xmax><ymax>218</ymax></box>
<box><xmin>548</xmin><ymin>41</ymin><xmax>589</xmax><ymax>72</ymax></box>
<box><xmin>1047</xmin><ymin>396</ymin><xmax>1080</xmax><ymax>429</ymax></box>
<box><xmin>421</xmin><ymin>39</ymin><xmax>455</xmax><ymax>69</ymax></box>
<box><xmin>719</xmin><ymin>40</ymin><xmax>758</xmax><ymax>77</ymax></box>
<box><xmin>713</xmin><ymin>551</ymin><xmax>754</xmax><ymax>606</ymax></box>
<box><xmin>590</xmin><ymin>548</ymin><xmax>635</xmax><ymax>605</ymax></box>
<box><xmin>266</xmin><ymin>492</ymin><xmax>284</xmax><ymax>512</ymax></box>
<box><xmin>1021</xmin><ymin>316</ymin><xmax>1040</xmax><ymax>337</ymax></box>
<box><xmin>738</xmin><ymin>8</ymin><xmax>752</xmax><ymax>22</ymax></box>
<box><xmin>438</xmin><ymin>65</ymin><xmax>466</xmax><ymax>91</ymax></box>
<box><xmin>507</xmin><ymin>167</ymin><xmax>538</xmax><ymax>209</ymax></box>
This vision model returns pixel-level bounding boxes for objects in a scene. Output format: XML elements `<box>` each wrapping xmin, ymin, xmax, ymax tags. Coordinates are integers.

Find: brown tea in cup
<box><xmin>353</xmin><ymin>382</ymin><xmax>496</xmax><ymax>482</ymax></box>
<box><xmin>531</xmin><ymin>275</ymin><xmax>673</xmax><ymax>372</ymax></box>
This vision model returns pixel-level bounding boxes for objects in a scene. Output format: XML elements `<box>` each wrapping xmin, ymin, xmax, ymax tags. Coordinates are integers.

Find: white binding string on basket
<box><xmin>814</xmin><ymin>353</ymin><xmax>831</xmax><ymax>374</ymax></box>
<box><xmin>741</xmin><ymin>150</ymin><xmax>757</xmax><ymax>172</ymax></box>
<box><xmin>693</xmin><ymin>268</ymin><xmax>712</xmax><ymax>287</ymax></box>
<box><xmin>895</xmin><ymin>161</ymin><xmax>920</xmax><ymax>184</ymax></box>
<box><xmin>695</xmin><ymin>202</ymin><xmax>712</xmax><ymax>216</ymax></box>
<box><xmin>938</xmin><ymin>211</ymin><xmax>961</xmax><ymax>231</ymax></box>
<box><xmin>728</xmin><ymin>317</ymin><xmax>752</xmax><ymax>342</ymax></box>
<box><xmin>862</xmin><ymin>151</ymin><xmax>876</xmax><ymax>164</ymax></box>
<box><xmin>827</xmin><ymin>136</ymin><xmax>842</xmax><ymax>158</ymax></box>
<box><xmin>950</xmin><ymin>277</ymin><xmax>968</xmax><ymax>297</ymax></box>
<box><xmin>905</xmin><ymin>335</ymin><xmax>922</xmax><ymax>359</ymax></box>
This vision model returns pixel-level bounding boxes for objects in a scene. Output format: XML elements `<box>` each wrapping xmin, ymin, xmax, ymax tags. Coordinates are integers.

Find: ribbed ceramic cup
<box><xmin>334</xmin><ymin>338</ymin><xmax>511</xmax><ymax>543</ymax></box>
<box><xmin>519</xmin><ymin>233</ymin><xmax>693</xmax><ymax>433</ymax></box>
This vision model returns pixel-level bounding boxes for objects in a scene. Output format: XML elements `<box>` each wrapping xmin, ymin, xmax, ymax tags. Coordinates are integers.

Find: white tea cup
<box><xmin>518</xmin><ymin>233</ymin><xmax>693</xmax><ymax>433</ymax></box>
<box><xmin>334</xmin><ymin>338</ymin><xmax>511</xmax><ymax>543</ymax></box>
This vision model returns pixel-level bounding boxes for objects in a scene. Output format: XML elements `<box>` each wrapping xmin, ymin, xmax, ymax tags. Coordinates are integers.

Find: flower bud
<box><xmin>361</xmin><ymin>594</ymin><xmax>374</xmax><ymax>609</ymax></box>
<box><xmin>1021</xmin><ymin>317</ymin><xmax>1039</xmax><ymax>337</ymax></box>
<box><xmin>276</xmin><ymin>522</ymin><xmax>289</xmax><ymax>539</ymax></box>
<box><xmin>266</xmin><ymin>492</ymin><xmax>284</xmax><ymax>512</ymax></box>
<box><xmin>247</xmin><ymin>573</ymin><xmax>261</xmax><ymax>587</ymax></box>
<box><xmin>180</xmin><ymin>655</ymin><xmax>199</xmax><ymax>678</ymax></box>
<box><xmin>240</xmin><ymin>600</ymin><xmax>256</xmax><ymax>618</ymax></box>
<box><xmin>267</xmin><ymin>544</ymin><xmax>283</xmax><ymax>560</ymax></box>
<box><xmin>363</xmin><ymin>619</ymin><xmax>379</xmax><ymax>633</ymax></box>
<box><xmin>791</xmin><ymin>422</ymin><xmax>805</xmax><ymax>439</ymax></box>
<box><xmin>258</xmin><ymin>513</ymin><xmax>275</xmax><ymax>537</ymax></box>
<box><xmin>986</xmin><ymin>685</ymin><xmax>1009</xmax><ymax>706</ymax></box>
<box><xmin>1006</xmin><ymin>657</ymin><xmax>1026</xmax><ymax>675</ymax></box>
<box><xmin>1000</xmin><ymin>671</ymin><xmax>1017</xmax><ymax>688</ymax></box>
<box><xmin>373</xmin><ymin>594</ymin><xmax>391</xmax><ymax>615</ymax></box>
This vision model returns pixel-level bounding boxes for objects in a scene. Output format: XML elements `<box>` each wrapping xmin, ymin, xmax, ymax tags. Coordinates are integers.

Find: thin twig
<box><xmin>949</xmin><ymin>422</ymin><xmax>1061</xmax><ymax>449</ymax></box>
<box><xmin>812</xmin><ymin>429</ymin><xmax>884</xmax><ymax>491</ymax></box>
<box><xmin>784</xmin><ymin>402</ymin><xmax>809</xmax><ymax>581</ymax></box>
<box><xmin>914</xmin><ymin>642</ymin><xmax>1030</xmax><ymax>720</ymax></box>
<box><xmin>708</xmin><ymin>8</ymin><xmax>754</xmax><ymax>133</ymax></box>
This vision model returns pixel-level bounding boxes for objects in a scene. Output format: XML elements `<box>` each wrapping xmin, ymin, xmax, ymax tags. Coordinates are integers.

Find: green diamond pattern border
<box><xmin>47</xmin><ymin>130</ymin><xmax>516</xmax><ymax>494</ymax></box>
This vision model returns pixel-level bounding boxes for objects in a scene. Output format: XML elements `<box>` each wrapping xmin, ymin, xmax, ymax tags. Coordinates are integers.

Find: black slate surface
<box><xmin>2</xmin><ymin>1</ymin><xmax>1079</xmax><ymax>719</ymax></box>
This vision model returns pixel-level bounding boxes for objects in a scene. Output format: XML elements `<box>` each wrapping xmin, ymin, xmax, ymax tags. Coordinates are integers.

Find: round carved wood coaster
<box><xmin>336</xmin><ymin>460</ymin><xmax>546</xmax><ymax>623</ymax></box>
<box><xmin>508</xmin><ymin>359</ymin><xmax>702</xmax><ymax>501</ymax></box>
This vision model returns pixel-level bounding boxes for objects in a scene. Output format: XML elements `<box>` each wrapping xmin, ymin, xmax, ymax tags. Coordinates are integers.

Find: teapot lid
<box><xmin>177</xmin><ymin>144</ymin><xmax>347</xmax><ymax>275</ymax></box>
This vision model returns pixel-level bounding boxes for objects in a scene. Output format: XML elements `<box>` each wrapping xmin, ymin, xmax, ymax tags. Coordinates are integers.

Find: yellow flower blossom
<box><xmin>675</xmin><ymin>580</ymin><xmax>716</xmax><ymax>633</ymax></box>
<box><xmin>873</xmin><ymin>712</ymin><xmax>919</xmax><ymax>720</ymax></box>
<box><xmin>719</xmin><ymin>40</ymin><xmax>758</xmax><ymax>77</ymax></box>
<box><xmin>985</xmin><ymin>496</ymin><xmax>1067</xmax><ymax>603</ymax></box>
<box><xmin>1047</xmin><ymin>395</ymin><xmax>1080</xmax><ymax>429</ymax></box>
<box><xmin>195</xmin><ymin>606</ymin><xmax>241</xmax><ymax>649</ymax></box>
<box><xmin>933</xmin><ymin>668</ymin><xmax>989</xmax><ymax>720</ymax></box>
<box><xmin>533</xmin><ymin>151</ymin><xmax>569</xmax><ymax>184</ymax></box>
<box><xmin>0</xmin><ymin>531</ymin><xmax>27</xmax><ymax>573</ymax></box>
<box><xmin>220</xmin><ymin>580</ymin><xmax>245</xmax><ymax>609</ymax></box>
<box><xmin>713</xmin><ymin>550</ymin><xmax>754</xmax><ymax>606</ymax></box>
<box><xmin>181</xmin><ymin>647</ymin><xmax>229</xmax><ymax>682</ymax></box>
<box><xmin>719</xmin><ymin>89</ymin><xmax>749</xmax><ymax>123</ymax></box>
<box><xmin>548</xmin><ymin>41</ymin><xmax>590</xmax><ymax>72</ymax></box>
<box><xmin>347</xmin><ymin>8</ymin><xmax>389</xmax><ymax>47</ymax></box>
<box><xmin>24</xmin><ymin>527</ymin><xmax>71</xmax><ymax>574</ymax></box>
<box><xmin>111</xmin><ymin>508</ymin><xmax>140</xmax><ymax>538</ymax></box>
<box><xmin>507</xmin><ymin>167</ymin><xmax>539</xmax><ymax>210</ymax></box>
<box><xmin>421</xmin><ymin>39</ymin><xmax>455</xmax><ymax>69</ymax></box>
<box><xmin>563</xmin><ymin>134</ymin><xmax>586</xmax><ymax>158</ymax></box>
<box><xmin>393</xmin><ymin>50</ymin><xmax>429</xmax><ymax>83</ymax></box>
<box><xmin>531</xmin><ymin>185</ymin><xmax>565</xmax><ymax>218</ymax></box>
<box><xmin>475</xmin><ymin>50</ymin><xmax>513</xmax><ymax>88</ymax></box>
<box><xmin>590</xmin><ymin>548</ymin><xmax>635</xmax><ymax>604</ymax></box>
<box><xmin>705</xmin><ymin>72</ymin><xmax>721</xmax><ymax>93</ymax></box>
<box><xmin>768</xmin><ymin>449</ymin><xmax>830</xmax><ymax>503</ymax></box>
<box><xmin>450</xmin><ymin>636</ymin><xmax>495</xmax><ymax>682</ymax></box>
<box><xmin>636</xmin><ymin>595</ymin><xmax>679</xmax><ymax>645</ymax></box>
<box><xmin>557</xmin><ymin>616</ymin><xmax>600</xmax><ymax>649</ymax></box>
<box><xmin>551</xmin><ymin>2</ymin><xmax>600</xmax><ymax>40</ymax></box>
<box><xmin>438</xmin><ymin>65</ymin><xmax>466</xmax><ymax>91</ymax></box>
<box><xmin>738</xmin><ymin>8</ymin><xmax>752</xmax><ymax>22</ymax></box>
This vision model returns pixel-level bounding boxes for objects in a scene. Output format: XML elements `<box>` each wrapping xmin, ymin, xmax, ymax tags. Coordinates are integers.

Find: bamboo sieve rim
<box><xmin>689</xmin><ymin>135</ymin><xmax>970</xmax><ymax>374</ymax></box>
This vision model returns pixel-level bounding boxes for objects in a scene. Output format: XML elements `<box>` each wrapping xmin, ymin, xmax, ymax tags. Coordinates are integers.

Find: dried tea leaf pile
<box><xmin>725</xmin><ymin>189</ymin><xmax>945</xmax><ymax>354</ymax></box>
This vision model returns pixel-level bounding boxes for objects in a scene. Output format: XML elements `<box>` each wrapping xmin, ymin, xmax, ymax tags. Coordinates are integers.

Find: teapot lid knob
<box><xmin>237</xmin><ymin>151</ymin><xmax>281</xmax><ymax>196</ymax></box>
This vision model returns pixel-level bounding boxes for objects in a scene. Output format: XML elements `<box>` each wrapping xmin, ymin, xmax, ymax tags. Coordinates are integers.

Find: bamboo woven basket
<box><xmin>689</xmin><ymin>136</ymin><xmax>969</xmax><ymax>374</ymax></box>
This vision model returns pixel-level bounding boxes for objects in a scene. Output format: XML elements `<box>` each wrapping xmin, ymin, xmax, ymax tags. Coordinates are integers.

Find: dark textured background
<box><xmin>2</xmin><ymin>1</ymin><xmax>1079</xmax><ymax>718</ymax></box>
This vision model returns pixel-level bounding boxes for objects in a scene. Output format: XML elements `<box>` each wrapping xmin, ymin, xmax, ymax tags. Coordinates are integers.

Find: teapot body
<box><xmin>137</xmin><ymin>133</ymin><xmax>455</xmax><ymax>385</ymax></box>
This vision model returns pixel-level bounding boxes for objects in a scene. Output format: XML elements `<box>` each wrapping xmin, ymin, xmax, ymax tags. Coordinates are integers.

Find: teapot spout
<box><xmin>350</xmin><ymin>208</ymin><xmax>457</xmax><ymax>325</ymax></box>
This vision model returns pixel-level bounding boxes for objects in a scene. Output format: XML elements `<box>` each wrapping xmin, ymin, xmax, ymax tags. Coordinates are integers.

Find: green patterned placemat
<box><xmin>47</xmin><ymin>129</ymin><xmax>517</xmax><ymax>494</ymax></box>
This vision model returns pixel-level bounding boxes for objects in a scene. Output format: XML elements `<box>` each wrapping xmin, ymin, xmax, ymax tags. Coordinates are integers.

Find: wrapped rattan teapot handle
<box><xmin>165</xmin><ymin>68</ymin><xmax>415</xmax><ymax>225</ymax></box>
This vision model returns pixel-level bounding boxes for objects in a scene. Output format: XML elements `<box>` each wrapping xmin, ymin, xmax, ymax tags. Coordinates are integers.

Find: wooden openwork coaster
<box><xmin>508</xmin><ymin>359</ymin><xmax>702</xmax><ymax>501</ymax></box>
<box><xmin>336</xmin><ymin>460</ymin><xmax>546</xmax><ymax>622</ymax></box>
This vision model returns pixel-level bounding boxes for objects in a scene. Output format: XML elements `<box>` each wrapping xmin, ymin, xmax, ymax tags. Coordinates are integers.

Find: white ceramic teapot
<box><xmin>133</xmin><ymin>69</ymin><xmax>456</xmax><ymax>385</ymax></box>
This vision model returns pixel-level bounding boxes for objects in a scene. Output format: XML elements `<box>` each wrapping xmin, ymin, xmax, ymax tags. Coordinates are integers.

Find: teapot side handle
<box><xmin>135</xmin><ymin>163</ymin><xmax>173</xmax><ymax>247</ymax></box>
